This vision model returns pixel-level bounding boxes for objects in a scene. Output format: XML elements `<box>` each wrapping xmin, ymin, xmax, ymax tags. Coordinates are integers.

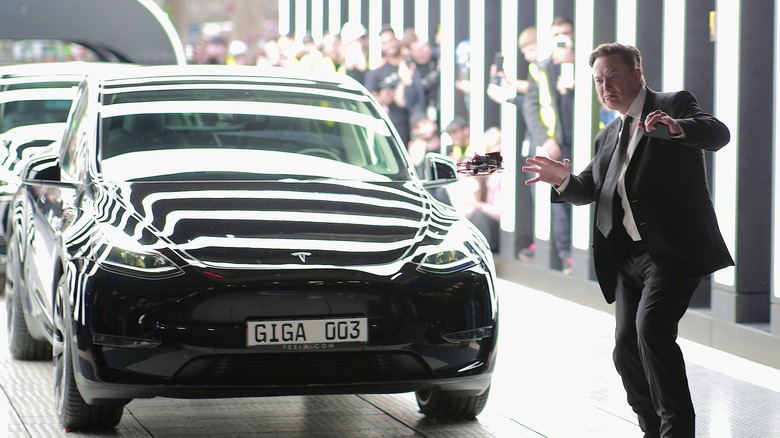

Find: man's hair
<box><xmin>518</xmin><ymin>26</ymin><xmax>537</xmax><ymax>49</ymax></box>
<box><xmin>551</xmin><ymin>16</ymin><xmax>573</xmax><ymax>28</ymax></box>
<box><xmin>588</xmin><ymin>42</ymin><xmax>645</xmax><ymax>85</ymax></box>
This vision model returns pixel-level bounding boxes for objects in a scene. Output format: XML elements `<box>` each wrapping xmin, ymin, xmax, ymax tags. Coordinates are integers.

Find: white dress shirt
<box><xmin>616</xmin><ymin>88</ymin><xmax>647</xmax><ymax>241</ymax></box>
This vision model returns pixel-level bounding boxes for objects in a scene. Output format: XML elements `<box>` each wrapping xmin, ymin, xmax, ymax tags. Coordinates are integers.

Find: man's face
<box><xmin>551</xmin><ymin>23</ymin><xmax>574</xmax><ymax>65</ymax></box>
<box><xmin>520</xmin><ymin>43</ymin><xmax>537</xmax><ymax>63</ymax></box>
<box><xmin>381</xmin><ymin>31</ymin><xmax>400</xmax><ymax>57</ymax></box>
<box><xmin>552</xmin><ymin>36</ymin><xmax>574</xmax><ymax>64</ymax></box>
<box><xmin>592</xmin><ymin>54</ymin><xmax>642</xmax><ymax>114</ymax></box>
<box><xmin>551</xmin><ymin>23</ymin><xmax>574</xmax><ymax>41</ymax></box>
<box><xmin>411</xmin><ymin>40</ymin><xmax>433</xmax><ymax>64</ymax></box>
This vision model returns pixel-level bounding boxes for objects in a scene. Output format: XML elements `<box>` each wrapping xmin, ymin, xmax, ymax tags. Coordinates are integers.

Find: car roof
<box><xmin>0</xmin><ymin>61</ymin><xmax>139</xmax><ymax>82</ymax></box>
<box><xmin>84</xmin><ymin>64</ymin><xmax>367</xmax><ymax>92</ymax></box>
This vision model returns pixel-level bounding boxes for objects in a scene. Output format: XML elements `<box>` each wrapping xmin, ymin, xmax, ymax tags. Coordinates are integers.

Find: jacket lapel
<box><xmin>629</xmin><ymin>88</ymin><xmax>657</xmax><ymax>169</ymax></box>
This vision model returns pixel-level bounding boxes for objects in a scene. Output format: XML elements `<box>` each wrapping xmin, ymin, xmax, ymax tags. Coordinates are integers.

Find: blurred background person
<box><xmin>455</xmin><ymin>126</ymin><xmax>502</xmax><ymax>252</ymax></box>
<box><xmin>365</xmin><ymin>25</ymin><xmax>412</xmax><ymax>145</ymax></box>
<box><xmin>522</xmin><ymin>16</ymin><xmax>575</xmax><ymax>274</ymax></box>
<box><xmin>443</xmin><ymin>115</ymin><xmax>471</xmax><ymax>162</ymax></box>
<box><xmin>339</xmin><ymin>21</ymin><xmax>369</xmax><ymax>84</ymax></box>
<box><xmin>486</xmin><ymin>25</ymin><xmax>538</xmax><ymax>262</ymax></box>
<box><xmin>399</xmin><ymin>38</ymin><xmax>441</xmax><ymax>126</ymax></box>
<box><xmin>454</xmin><ymin>39</ymin><xmax>471</xmax><ymax>111</ymax></box>
<box><xmin>408</xmin><ymin>113</ymin><xmax>450</xmax><ymax>205</ymax></box>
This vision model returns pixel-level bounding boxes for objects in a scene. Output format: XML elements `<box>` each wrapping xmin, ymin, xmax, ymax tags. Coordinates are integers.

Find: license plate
<box><xmin>247</xmin><ymin>318</ymin><xmax>368</xmax><ymax>347</ymax></box>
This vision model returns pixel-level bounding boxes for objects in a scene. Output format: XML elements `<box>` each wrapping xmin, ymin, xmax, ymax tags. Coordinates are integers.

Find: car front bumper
<box><xmin>72</xmin><ymin>265</ymin><xmax>498</xmax><ymax>404</ymax></box>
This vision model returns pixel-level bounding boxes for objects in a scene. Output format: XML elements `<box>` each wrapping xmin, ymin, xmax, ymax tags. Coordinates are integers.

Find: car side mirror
<box><xmin>422</xmin><ymin>153</ymin><xmax>458</xmax><ymax>187</ymax></box>
<box><xmin>21</xmin><ymin>153</ymin><xmax>61</xmax><ymax>182</ymax></box>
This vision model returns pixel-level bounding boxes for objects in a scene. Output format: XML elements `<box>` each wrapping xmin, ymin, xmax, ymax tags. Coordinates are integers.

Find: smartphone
<box><xmin>491</xmin><ymin>52</ymin><xmax>504</xmax><ymax>84</ymax></box>
<box><xmin>646</xmin><ymin>123</ymin><xmax>671</xmax><ymax>139</ymax></box>
<box><xmin>493</xmin><ymin>52</ymin><xmax>504</xmax><ymax>72</ymax></box>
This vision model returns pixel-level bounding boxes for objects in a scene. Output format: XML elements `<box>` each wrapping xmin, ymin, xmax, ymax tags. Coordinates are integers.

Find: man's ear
<box><xmin>633</xmin><ymin>68</ymin><xmax>643</xmax><ymax>83</ymax></box>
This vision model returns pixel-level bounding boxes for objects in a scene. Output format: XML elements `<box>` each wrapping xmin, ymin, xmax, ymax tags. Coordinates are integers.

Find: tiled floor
<box><xmin>1</xmin><ymin>278</ymin><xmax>779</xmax><ymax>437</ymax></box>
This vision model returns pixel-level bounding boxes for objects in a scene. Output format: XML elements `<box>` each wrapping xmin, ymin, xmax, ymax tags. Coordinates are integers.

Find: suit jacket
<box><xmin>554</xmin><ymin>87</ymin><xmax>734</xmax><ymax>303</ymax></box>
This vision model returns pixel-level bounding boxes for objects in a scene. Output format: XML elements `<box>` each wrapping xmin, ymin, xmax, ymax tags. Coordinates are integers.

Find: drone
<box><xmin>457</xmin><ymin>152</ymin><xmax>504</xmax><ymax>175</ymax></box>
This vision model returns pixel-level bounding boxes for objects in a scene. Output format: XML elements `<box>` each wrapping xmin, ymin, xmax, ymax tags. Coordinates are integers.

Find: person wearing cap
<box><xmin>444</xmin><ymin>116</ymin><xmax>471</xmax><ymax>162</ymax></box>
<box><xmin>339</xmin><ymin>21</ymin><xmax>369</xmax><ymax>84</ymax></box>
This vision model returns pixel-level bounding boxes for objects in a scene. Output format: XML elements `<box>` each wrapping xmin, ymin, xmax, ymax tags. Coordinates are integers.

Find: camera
<box><xmin>378</xmin><ymin>72</ymin><xmax>400</xmax><ymax>89</ymax></box>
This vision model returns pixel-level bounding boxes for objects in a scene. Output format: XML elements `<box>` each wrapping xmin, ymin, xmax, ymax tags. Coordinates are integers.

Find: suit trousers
<box><xmin>611</xmin><ymin>231</ymin><xmax>701</xmax><ymax>438</ymax></box>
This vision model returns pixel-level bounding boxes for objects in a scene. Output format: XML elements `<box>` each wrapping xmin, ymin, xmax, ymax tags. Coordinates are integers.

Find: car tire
<box><xmin>53</xmin><ymin>275</ymin><xmax>125</xmax><ymax>431</ymax></box>
<box><xmin>415</xmin><ymin>385</ymin><xmax>490</xmax><ymax>420</ymax></box>
<box><xmin>6</xmin><ymin>232</ymin><xmax>51</xmax><ymax>361</ymax></box>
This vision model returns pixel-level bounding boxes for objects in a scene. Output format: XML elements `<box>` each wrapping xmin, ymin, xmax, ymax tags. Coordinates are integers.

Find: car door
<box><xmin>19</xmin><ymin>157</ymin><xmax>76</xmax><ymax>330</ymax></box>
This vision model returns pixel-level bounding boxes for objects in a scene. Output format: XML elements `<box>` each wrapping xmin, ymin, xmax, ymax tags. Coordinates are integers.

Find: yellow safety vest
<box><xmin>529</xmin><ymin>62</ymin><xmax>557</xmax><ymax>139</ymax></box>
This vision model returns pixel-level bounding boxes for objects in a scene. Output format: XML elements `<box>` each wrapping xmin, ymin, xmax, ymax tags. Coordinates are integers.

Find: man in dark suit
<box><xmin>522</xmin><ymin>43</ymin><xmax>734</xmax><ymax>438</ymax></box>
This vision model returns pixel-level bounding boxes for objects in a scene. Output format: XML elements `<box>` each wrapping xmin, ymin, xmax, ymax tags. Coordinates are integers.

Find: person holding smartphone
<box><xmin>521</xmin><ymin>16</ymin><xmax>575</xmax><ymax>274</ymax></box>
<box><xmin>486</xmin><ymin>25</ymin><xmax>539</xmax><ymax>257</ymax></box>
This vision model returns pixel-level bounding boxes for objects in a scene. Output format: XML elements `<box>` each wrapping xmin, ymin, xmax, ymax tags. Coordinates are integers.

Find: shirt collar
<box><xmin>624</xmin><ymin>87</ymin><xmax>646</xmax><ymax>121</ymax></box>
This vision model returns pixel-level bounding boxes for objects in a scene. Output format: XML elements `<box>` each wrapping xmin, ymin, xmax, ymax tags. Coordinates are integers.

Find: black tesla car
<box><xmin>5</xmin><ymin>65</ymin><xmax>498</xmax><ymax>431</ymax></box>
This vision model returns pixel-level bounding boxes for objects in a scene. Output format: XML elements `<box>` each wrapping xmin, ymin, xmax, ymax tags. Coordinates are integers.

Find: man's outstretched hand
<box><xmin>522</xmin><ymin>156</ymin><xmax>571</xmax><ymax>187</ymax></box>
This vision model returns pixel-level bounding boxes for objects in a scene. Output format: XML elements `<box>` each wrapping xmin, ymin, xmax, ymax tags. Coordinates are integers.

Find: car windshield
<box><xmin>98</xmin><ymin>84</ymin><xmax>412</xmax><ymax>182</ymax></box>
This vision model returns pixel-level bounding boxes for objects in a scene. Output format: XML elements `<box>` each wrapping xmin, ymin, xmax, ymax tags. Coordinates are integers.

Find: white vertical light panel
<box><xmin>536</xmin><ymin>2</ymin><xmax>554</xmax><ymax>60</ymax></box>
<box><xmin>774</xmin><ymin>0</ymin><xmax>780</xmax><ymax>299</ymax></box>
<box><xmin>328</xmin><ymin>0</ymin><xmax>342</xmax><ymax>35</ymax></box>
<box><xmin>440</xmin><ymin>3</ymin><xmax>456</xmax><ymax>132</ymax></box>
<box><xmin>469</xmin><ymin>0</ymin><xmax>485</xmax><ymax>146</ymax></box>
<box><xmin>533</xmin><ymin>2</ymin><xmax>554</xmax><ymax>241</ymax></box>
<box><xmin>367</xmin><ymin>1</ymin><xmax>383</xmax><ymax>69</ymax></box>
<box><xmin>570</xmin><ymin>0</ymin><xmax>595</xmax><ymax>251</ymax></box>
<box><xmin>311</xmin><ymin>0</ymin><xmax>324</xmax><ymax>43</ymax></box>
<box><xmin>662</xmin><ymin>0</ymin><xmax>686</xmax><ymax>91</ymax></box>
<box><xmin>616</xmin><ymin>1</ymin><xmax>637</xmax><ymax>45</ymax></box>
<box><xmin>415</xmin><ymin>0</ymin><xmax>430</xmax><ymax>42</ymax></box>
<box><xmin>294</xmin><ymin>0</ymin><xmax>307</xmax><ymax>44</ymax></box>
<box><xmin>278</xmin><ymin>0</ymin><xmax>291</xmax><ymax>36</ymax></box>
<box><xmin>499</xmin><ymin>0</ymin><xmax>518</xmax><ymax>234</ymax></box>
<box><xmin>391</xmin><ymin>1</ymin><xmax>405</xmax><ymax>38</ymax></box>
<box><xmin>713</xmin><ymin>0</ymin><xmax>739</xmax><ymax>287</ymax></box>
<box><xmin>349</xmin><ymin>0</ymin><xmax>361</xmax><ymax>22</ymax></box>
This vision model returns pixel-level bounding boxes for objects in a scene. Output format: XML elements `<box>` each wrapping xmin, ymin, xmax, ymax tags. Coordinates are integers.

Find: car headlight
<box><xmin>416</xmin><ymin>222</ymin><xmax>481</xmax><ymax>274</ymax></box>
<box><xmin>101</xmin><ymin>244</ymin><xmax>183</xmax><ymax>279</ymax></box>
<box><xmin>94</xmin><ymin>226</ymin><xmax>183</xmax><ymax>279</ymax></box>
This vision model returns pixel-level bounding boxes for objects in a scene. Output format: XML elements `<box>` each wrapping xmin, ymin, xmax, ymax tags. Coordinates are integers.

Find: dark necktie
<box><xmin>596</xmin><ymin>115</ymin><xmax>633</xmax><ymax>237</ymax></box>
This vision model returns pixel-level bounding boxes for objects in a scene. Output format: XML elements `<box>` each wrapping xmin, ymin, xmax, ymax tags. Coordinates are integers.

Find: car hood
<box><xmin>100</xmin><ymin>179</ymin><xmax>462</xmax><ymax>274</ymax></box>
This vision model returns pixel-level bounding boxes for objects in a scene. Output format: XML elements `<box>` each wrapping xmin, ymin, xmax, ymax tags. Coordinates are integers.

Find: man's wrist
<box><xmin>554</xmin><ymin>173</ymin><xmax>572</xmax><ymax>192</ymax></box>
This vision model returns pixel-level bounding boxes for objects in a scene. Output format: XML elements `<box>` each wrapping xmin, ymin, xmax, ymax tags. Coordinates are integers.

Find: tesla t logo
<box><xmin>292</xmin><ymin>252</ymin><xmax>311</xmax><ymax>263</ymax></box>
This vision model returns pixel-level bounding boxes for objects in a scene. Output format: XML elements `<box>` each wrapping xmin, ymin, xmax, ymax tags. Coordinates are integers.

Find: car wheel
<box><xmin>415</xmin><ymin>385</ymin><xmax>491</xmax><ymax>420</ymax></box>
<box><xmin>6</xmin><ymin>232</ymin><xmax>51</xmax><ymax>361</ymax></box>
<box><xmin>53</xmin><ymin>275</ymin><xmax>124</xmax><ymax>431</ymax></box>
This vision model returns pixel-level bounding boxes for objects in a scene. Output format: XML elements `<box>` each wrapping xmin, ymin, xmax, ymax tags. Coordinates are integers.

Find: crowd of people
<box><xmin>188</xmin><ymin>19</ymin><xmax>593</xmax><ymax>264</ymax></box>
